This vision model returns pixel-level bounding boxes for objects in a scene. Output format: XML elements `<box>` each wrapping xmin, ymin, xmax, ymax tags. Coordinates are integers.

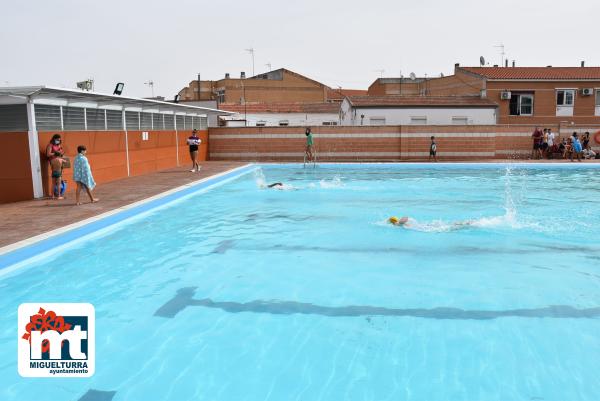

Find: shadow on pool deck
<box><xmin>155</xmin><ymin>287</ymin><xmax>600</xmax><ymax>320</ymax></box>
<box><xmin>0</xmin><ymin>162</ymin><xmax>247</xmax><ymax>248</ymax></box>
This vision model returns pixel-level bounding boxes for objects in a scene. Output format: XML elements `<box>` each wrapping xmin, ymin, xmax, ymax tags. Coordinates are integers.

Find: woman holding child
<box><xmin>46</xmin><ymin>134</ymin><xmax>65</xmax><ymax>199</ymax></box>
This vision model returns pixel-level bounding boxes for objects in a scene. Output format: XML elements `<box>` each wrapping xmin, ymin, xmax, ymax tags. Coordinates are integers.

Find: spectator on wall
<box><xmin>531</xmin><ymin>127</ymin><xmax>543</xmax><ymax>160</ymax></box>
<box><xmin>187</xmin><ymin>129</ymin><xmax>202</xmax><ymax>173</ymax></box>
<box><xmin>46</xmin><ymin>134</ymin><xmax>65</xmax><ymax>200</ymax></box>
<box><xmin>73</xmin><ymin>145</ymin><xmax>99</xmax><ymax>205</ymax></box>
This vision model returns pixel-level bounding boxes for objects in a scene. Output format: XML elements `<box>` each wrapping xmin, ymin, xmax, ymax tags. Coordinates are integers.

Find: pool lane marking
<box><xmin>0</xmin><ymin>164</ymin><xmax>255</xmax><ymax>273</ymax></box>
<box><xmin>155</xmin><ymin>287</ymin><xmax>600</xmax><ymax>320</ymax></box>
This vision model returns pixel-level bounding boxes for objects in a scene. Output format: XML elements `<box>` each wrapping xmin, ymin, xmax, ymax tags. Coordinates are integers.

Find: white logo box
<box><xmin>18</xmin><ymin>303</ymin><xmax>95</xmax><ymax>378</ymax></box>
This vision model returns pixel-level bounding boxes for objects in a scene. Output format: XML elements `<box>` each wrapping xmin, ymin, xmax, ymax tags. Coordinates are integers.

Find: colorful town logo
<box><xmin>18</xmin><ymin>303</ymin><xmax>95</xmax><ymax>377</ymax></box>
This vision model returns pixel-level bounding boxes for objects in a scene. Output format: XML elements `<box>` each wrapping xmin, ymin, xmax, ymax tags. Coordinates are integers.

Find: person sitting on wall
<box><xmin>46</xmin><ymin>134</ymin><xmax>65</xmax><ymax>200</ymax></box>
<box><xmin>561</xmin><ymin>138</ymin><xmax>571</xmax><ymax>159</ymax></box>
<box><xmin>187</xmin><ymin>129</ymin><xmax>202</xmax><ymax>173</ymax></box>
<box><xmin>73</xmin><ymin>145</ymin><xmax>99</xmax><ymax>205</ymax></box>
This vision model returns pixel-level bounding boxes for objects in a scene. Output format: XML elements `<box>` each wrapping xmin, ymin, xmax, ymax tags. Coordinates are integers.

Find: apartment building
<box><xmin>178</xmin><ymin>69</ymin><xmax>329</xmax><ymax>104</ymax></box>
<box><xmin>178</xmin><ymin>68</ymin><xmax>365</xmax><ymax>105</ymax></box>
<box><xmin>425</xmin><ymin>64</ymin><xmax>600</xmax><ymax>124</ymax></box>
<box><xmin>340</xmin><ymin>96</ymin><xmax>498</xmax><ymax>126</ymax></box>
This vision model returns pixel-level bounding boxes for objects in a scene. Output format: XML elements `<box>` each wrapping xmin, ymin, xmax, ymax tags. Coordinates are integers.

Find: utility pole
<box><xmin>245</xmin><ymin>48</ymin><xmax>255</xmax><ymax>76</ymax></box>
<box><xmin>197</xmin><ymin>72</ymin><xmax>201</xmax><ymax>101</ymax></box>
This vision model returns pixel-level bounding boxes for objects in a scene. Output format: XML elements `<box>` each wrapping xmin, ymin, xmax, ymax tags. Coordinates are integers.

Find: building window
<box><xmin>370</xmin><ymin>117</ymin><xmax>386</xmax><ymax>125</ymax></box>
<box><xmin>595</xmin><ymin>90</ymin><xmax>600</xmax><ymax>106</ymax></box>
<box><xmin>451</xmin><ymin>116</ymin><xmax>469</xmax><ymax>125</ymax></box>
<box><xmin>556</xmin><ymin>89</ymin><xmax>575</xmax><ymax>106</ymax></box>
<box><xmin>410</xmin><ymin>116</ymin><xmax>427</xmax><ymax>125</ymax></box>
<box><xmin>63</xmin><ymin>107</ymin><xmax>85</xmax><ymax>131</ymax></box>
<box><xmin>278</xmin><ymin>120</ymin><xmax>289</xmax><ymax>126</ymax></box>
<box><xmin>106</xmin><ymin>110</ymin><xmax>123</xmax><ymax>130</ymax></box>
<box><xmin>216</xmin><ymin>90</ymin><xmax>225</xmax><ymax>103</ymax></box>
<box><xmin>509</xmin><ymin>93</ymin><xmax>534</xmax><ymax>116</ymax></box>
<box><xmin>256</xmin><ymin>121</ymin><xmax>266</xmax><ymax>127</ymax></box>
<box><xmin>322</xmin><ymin>121</ymin><xmax>338</xmax><ymax>126</ymax></box>
<box><xmin>34</xmin><ymin>105</ymin><xmax>62</xmax><ymax>131</ymax></box>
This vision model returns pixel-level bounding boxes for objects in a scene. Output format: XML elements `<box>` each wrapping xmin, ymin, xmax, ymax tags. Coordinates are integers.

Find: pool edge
<box><xmin>0</xmin><ymin>163</ymin><xmax>255</xmax><ymax>272</ymax></box>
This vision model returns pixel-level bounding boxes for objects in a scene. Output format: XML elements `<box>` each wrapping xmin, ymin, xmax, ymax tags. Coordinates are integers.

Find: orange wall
<box><xmin>0</xmin><ymin>132</ymin><xmax>33</xmax><ymax>203</ymax></box>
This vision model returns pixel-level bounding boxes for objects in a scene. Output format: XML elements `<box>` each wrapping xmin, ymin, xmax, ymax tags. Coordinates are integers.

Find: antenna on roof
<box><xmin>374</xmin><ymin>69</ymin><xmax>385</xmax><ymax>78</ymax></box>
<box><xmin>265</xmin><ymin>62</ymin><xmax>272</xmax><ymax>71</ymax></box>
<box><xmin>494</xmin><ymin>43</ymin><xmax>505</xmax><ymax>66</ymax></box>
<box><xmin>245</xmin><ymin>48</ymin><xmax>255</xmax><ymax>76</ymax></box>
<box><xmin>409</xmin><ymin>72</ymin><xmax>416</xmax><ymax>80</ymax></box>
<box><xmin>144</xmin><ymin>80</ymin><xmax>155</xmax><ymax>97</ymax></box>
<box><xmin>480</xmin><ymin>56</ymin><xmax>486</xmax><ymax>67</ymax></box>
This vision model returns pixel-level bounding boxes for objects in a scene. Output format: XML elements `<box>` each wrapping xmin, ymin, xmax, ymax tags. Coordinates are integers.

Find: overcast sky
<box><xmin>1</xmin><ymin>0</ymin><xmax>598</xmax><ymax>98</ymax></box>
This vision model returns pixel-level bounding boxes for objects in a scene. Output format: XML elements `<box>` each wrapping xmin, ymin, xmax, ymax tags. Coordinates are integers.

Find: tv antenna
<box><xmin>245</xmin><ymin>48</ymin><xmax>255</xmax><ymax>76</ymax></box>
<box><xmin>265</xmin><ymin>62</ymin><xmax>272</xmax><ymax>71</ymax></box>
<box><xmin>480</xmin><ymin>56</ymin><xmax>486</xmax><ymax>66</ymax></box>
<box><xmin>409</xmin><ymin>72</ymin><xmax>416</xmax><ymax>80</ymax></box>
<box><xmin>144</xmin><ymin>80</ymin><xmax>155</xmax><ymax>97</ymax></box>
<box><xmin>494</xmin><ymin>44</ymin><xmax>505</xmax><ymax>66</ymax></box>
<box><xmin>374</xmin><ymin>69</ymin><xmax>385</xmax><ymax>78</ymax></box>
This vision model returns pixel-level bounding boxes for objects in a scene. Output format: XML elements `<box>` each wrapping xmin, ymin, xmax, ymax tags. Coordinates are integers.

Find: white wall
<box><xmin>340</xmin><ymin>102</ymin><xmax>498</xmax><ymax>125</ymax></box>
<box><xmin>222</xmin><ymin>112</ymin><xmax>339</xmax><ymax>127</ymax></box>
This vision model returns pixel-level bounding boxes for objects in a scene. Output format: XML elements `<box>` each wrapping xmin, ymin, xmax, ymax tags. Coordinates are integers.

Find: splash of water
<box><xmin>319</xmin><ymin>175</ymin><xmax>344</xmax><ymax>188</ymax></box>
<box><xmin>253</xmin><ymin>168</ymin><xmax>267</xmax><ymax>188</ymax></box>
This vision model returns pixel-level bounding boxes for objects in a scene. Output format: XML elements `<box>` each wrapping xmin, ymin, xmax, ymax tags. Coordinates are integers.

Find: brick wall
<box><xmin>208</xmin><ymin>125</ymin><xmax>600</xmax><ymax>162</ymax></box>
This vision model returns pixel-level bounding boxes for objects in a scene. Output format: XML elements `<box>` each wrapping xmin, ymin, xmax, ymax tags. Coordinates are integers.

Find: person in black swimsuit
<box><xmin>429</xmin><ymin>136</ymin><xmax>438</xmax><ymax>162</ymax></box>
<box><xmin>187</xmin><ymin>129</ymin><xmax>201</xmax><ymax>172</ymax></box>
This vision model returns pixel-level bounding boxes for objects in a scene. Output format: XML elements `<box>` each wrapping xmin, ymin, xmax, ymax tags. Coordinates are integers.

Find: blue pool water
<box><xmin>1</xmin><ymin>163</ymin><xmax>600</xmax><ymax>401</ymax></box>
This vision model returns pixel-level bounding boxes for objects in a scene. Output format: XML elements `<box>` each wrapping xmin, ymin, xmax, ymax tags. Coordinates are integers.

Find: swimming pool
<box><xmin>1</xmin><ymin>163</ymin><xmax>599</xmax><ymax>401</ymax></box>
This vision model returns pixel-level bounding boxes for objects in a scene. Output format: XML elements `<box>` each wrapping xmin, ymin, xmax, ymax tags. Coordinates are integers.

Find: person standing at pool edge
<box><xmin>429</xmin><ymin>136</ymin><xmax>437</xmax><ymax>162</ymax></box>
<box><xmin>73</xmin><ymin>145</ymin><xmax>99</xmax><ymax>205</ymax></box>
<box><xmin>187</xmin><ymin>129</ymin><xmax>202</xmax><ymax>172</ymax></box>
<box><xmin>305</xmin><ymin>128</ymin><xmax>314</xmax><ymax>162</ymax></box>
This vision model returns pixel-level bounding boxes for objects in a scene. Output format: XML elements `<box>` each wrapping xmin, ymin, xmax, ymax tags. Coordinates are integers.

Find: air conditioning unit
<box><xmin>581</xmin><ymin>88</ymin><xmax>593</xmax><ymax>96</ymax></box>
<box><xmin>500</xmin><ymin>91</ymin><xmax>512</xmax><ymax>100</ymax></box>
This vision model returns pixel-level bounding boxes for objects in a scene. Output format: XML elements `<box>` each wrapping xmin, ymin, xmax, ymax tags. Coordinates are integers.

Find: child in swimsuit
<box><xmin>429</xmin><ymin>136</ymin><xmax>437</xmax><ymax>162</ymax></box>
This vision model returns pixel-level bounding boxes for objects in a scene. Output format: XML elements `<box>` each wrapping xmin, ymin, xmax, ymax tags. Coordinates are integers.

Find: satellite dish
<box><xmin>480</xmin><ymin>56</ymin><xmax>486</xmax><ymax>66</ymax></box>
<box><xmin>409</xmin><ymin>72</ymin><xmax>416</xmax><ymax>80</ymax></box>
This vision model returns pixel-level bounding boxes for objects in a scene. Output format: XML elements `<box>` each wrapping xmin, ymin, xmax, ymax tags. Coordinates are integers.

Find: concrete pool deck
<box><xmin>0</xmin><ymin>162</ymin><xmax>246</xmax><ymax>248</ymax></box>
<box><xmin>0</xmin><ymin>158</ymin><xmax>598</xmax><ymax>249</ymax></box>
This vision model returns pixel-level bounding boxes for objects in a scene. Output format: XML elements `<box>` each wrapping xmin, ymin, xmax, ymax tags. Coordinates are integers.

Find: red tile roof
<box><xmin>460</xmin><ymin>66</ymin><xmax>600</xmax><ymax>80</ymax></box>
<box><xmin>346</xmin><ymin>96</ymin><xmax>497</xmax><ymax>108</ymax></box>
<box><xmin>219</xmin><ymin>102</ymin><xmax>340</xmax><ymax>114</ymax></box>
<box><xmin>327</xmin><ymin>88</ymin><xmax>368</xmax><ymax>100</ymax></box>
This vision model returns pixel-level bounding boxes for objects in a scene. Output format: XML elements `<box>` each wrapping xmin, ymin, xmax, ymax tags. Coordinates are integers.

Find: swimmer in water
<box><xmin>388</xmin><ymin>216</ymin><xmax>409</xmax><ymax>226</ymax></box>
<box><xmin>388</xmin><ymin>216</ymin><xmax>474</xmax><ymax>231</ymax></box>
<box><xmin>267</xmin><ymin>182</ymin><xmax>284</xmax><ymax>188</ymax></box>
